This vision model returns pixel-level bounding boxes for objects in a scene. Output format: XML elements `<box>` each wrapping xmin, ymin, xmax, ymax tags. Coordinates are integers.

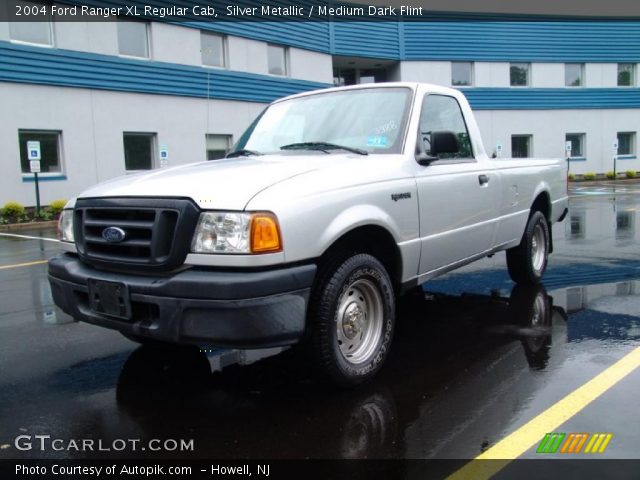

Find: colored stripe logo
<box><xmin>537</xmin><ymin>433</ymin><xmax>613</xmax><ymax>454</ymax></box>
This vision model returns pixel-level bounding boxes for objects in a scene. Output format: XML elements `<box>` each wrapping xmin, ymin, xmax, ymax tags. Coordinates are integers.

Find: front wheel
<box><xmin>506</xmin><ymin>211</ymin><xmax>550</xmax><ymax>285</ymax></box>
<box><xmin>309</xmin><ymin>253</ymin><xmax>395</xmax><ymax>388</ymax></box>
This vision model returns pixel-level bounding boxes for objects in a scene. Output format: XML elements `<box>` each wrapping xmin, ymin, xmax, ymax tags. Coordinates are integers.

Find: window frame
<box><xmin>123</xmin><ymin>132</ymin><xmax>157</xmax><ymax>172</ymax></box>
<box><xmin>9</xmin><ymin>0</ymin><xmax>54</xmax><ymax>47</ymax></box>
<box><xmin>617</xmin><ymin>132</ymin><xmax>636</xmax><ymax>157</ymax></box>
<box><xmin>451</xmin><ymin>61</ymin><xmax>474</xmax><ymax>87</ymax></box>
<box><xmin>511</xmin><ymin>134</ymin><xmax>533</xmax><ymax>158</ymax></box>
<box><xmin>565</xmin><ymin>133</ymin><xmax>586</xmax><ymax>160</ymax></box>
<box><xmin>205</xmin><ymin>134</ymin><xmax>232</xmax><ymax>160</ymax></box>
<box><xmin>565</xmin><ymin>63</ymin><xmax>585</xmax><ymax>87</ymax></box>
<box><xmin>509</xmin><ymin>63</ymin><xmax>530</xmax><ymax>87</ymax></box>
<box><xmin>418</xmin><ymin>94</ymin><xmax>476</xmax><ymax>164</ymax></box>
<box><xmin>617</xmin><ymin>63</ymin><xmax>636</xmax><ymax>87</ymax></box>
<box><xmin>267</xmin><ymin>44</ymin><xmax>289</xmax><ymax>77</ymax></box>
<box><xmin>18</xmin><ymin>129</ymin><xmax>64</xmax><ymax>177</ymax></box>
<box><xmin>200</xmin><ymin>31</ymin><xmax>227</xmax><ymax>69</ymax></box>
<box><xmin>117</xmin><ymin>20</ymin><xmax>151</xmax><ymax>60</ymax></box>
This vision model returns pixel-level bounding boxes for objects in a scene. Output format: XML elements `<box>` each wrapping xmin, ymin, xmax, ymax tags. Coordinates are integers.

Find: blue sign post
<box><xmin>27</xmin><ymin>141</ymin><xmax>42</xmax><ymax>215</ymax></box>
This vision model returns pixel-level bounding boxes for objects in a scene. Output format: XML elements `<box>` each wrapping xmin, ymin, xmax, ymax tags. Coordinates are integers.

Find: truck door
<box><xmin>415</xmin><ymin>94</ymin><xmax>499</xmax><ymax>276</ymax></box>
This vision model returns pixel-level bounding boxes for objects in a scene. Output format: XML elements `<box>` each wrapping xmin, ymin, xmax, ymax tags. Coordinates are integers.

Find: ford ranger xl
<box><xmin>49</xmin><ymin>83</ymin><xmax>569</xmax><ymax>386</ymax></box>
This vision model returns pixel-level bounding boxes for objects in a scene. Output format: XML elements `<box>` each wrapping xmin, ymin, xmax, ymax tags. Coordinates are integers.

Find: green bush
<box><xmin>583</xmin><ymin>172</ymin><xmax>597</xmax><ymax>181</ymax></box>
<box><xmin>1</xmin><ymin>201</ymin><xmax>26</xmax><ymax>222</ymax></box>
<box><xmin>568</xmin><ymin>173</ymin><xmax>576</xmax><ymax>181</ymax></box>
<box><xmin>36</xmin><ymin>210</ymin><xmax>53</xmax><ymax>221</ymax></box>
<box><xmin>605</xmin><ymin>171</ymin><xmax>616</xmax><ymax>179</ymax></box>
<box><xmin>626</xmin><ymin>170</ymin><xmax>637</xmax><ymax>179</ymax></box>
<box><xmin>48</xmin><ymin>199</ymin><xmax>67</xmax><ymax>217</ymax></box>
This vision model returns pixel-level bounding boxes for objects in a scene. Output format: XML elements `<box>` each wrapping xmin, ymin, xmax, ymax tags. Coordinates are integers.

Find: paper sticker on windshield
<box><xmin>367</xmin><ymin>136</ymin><xmax>388</xmax><ymax>148</ymax></box>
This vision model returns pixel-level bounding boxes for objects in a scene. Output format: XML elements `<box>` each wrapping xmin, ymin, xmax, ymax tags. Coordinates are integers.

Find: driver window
<box><xmin>420</xmin><ymin>95</ymin><xmax>474</xmax><ymax>159</ymax></box>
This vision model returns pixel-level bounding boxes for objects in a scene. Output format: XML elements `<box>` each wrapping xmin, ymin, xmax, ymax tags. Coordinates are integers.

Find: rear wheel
<box><xmin>309</xmin><ymin>253</ymin><xmax>395</xmax><ymax>387</ymax></box>
<box><xmin>506</xmin><ymin>211</ymin><xmax>550</xmax><ymax>285</ymax></box>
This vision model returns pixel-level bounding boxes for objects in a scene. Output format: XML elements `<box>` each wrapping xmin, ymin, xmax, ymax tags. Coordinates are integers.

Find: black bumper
<box><xmin>48</xmin><ymin>254</ymin><xmax>316</xmax><ymax>348</ymax></box>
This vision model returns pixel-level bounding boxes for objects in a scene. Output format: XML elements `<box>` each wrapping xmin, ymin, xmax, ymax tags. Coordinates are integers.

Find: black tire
<box><xmin>309</xmin><ymin>253</ymin><xmax>395</xmax><ymax>388</ymax></box>
<box><xmin>506</xmin><ymin>211</ymin><xmax>550</xmax><ymax>285</ymax></box>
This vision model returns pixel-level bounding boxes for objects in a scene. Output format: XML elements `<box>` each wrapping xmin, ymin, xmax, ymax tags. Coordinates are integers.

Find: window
<box><xmin>206</xmin><ymin>134</ymin><xmax>231</xmax><ymax>160</ymax></box>
<box><xmin>616</xmin><ymin>211</ymin><xmax>634</xmax><ymax>239</ymax></box>
<box><xmin>420</xmin><ymin>95</ymin><xmax>474</xmax><ymax>159</ymax></box>
<box><xmin>10</xmin><ymin>1</ymin><xmax>53</xmax><ymax>46</ymax></box>
<box><xmin>511</xmin><ymin>135</ymin><xmax>532</xmax><ymax>158</ymax></box>
<box><xmin>117</xmin><ymin>21</ymin><xmax>149</xmax><ymax>58</ymax></box>
<box><xmin>617</xmin><ymin>63</ymin><xmax>635</xmax><ymax>86</ymax></box>
<box><xmin>510</xmin><ymin>63</ymin><xmax>530</xmax><ymax>87</ymax></box>
<box><xmin>617</xmin><ymin>132</ymin><xmax>636</xmax><ymax>156</ymax></box>
<box><xmin>565</xmin><ymin>63</ymin><xmax>584</xmax><ymax>87</ymax></box>
<box><xmin>566</xmin><ymin>133</ymin><xmax>586</xmax><ymax>158</ymax></box>
<box><xmin>123</xmin><ymin>133</ymin><xmax>156</xmax><ymax>170</ymax></box>
<box><xmin>201</xmin><ymin>32</ymin><xmax>226</xmax><ymax>68</ymax></box>
<box><xmin>18</xmin><ymin>130</ymin><xmax>62</xmax><ymax>174</ymax></box>
<box><xmin>451</xmin><ymin>62</ymin><xmax>473</xmax><ymax>86</ymax></box>
<box><xmin>267</xmin><ymin>44</ymin><xmax>288</xmax><ymax>76</ymax></box>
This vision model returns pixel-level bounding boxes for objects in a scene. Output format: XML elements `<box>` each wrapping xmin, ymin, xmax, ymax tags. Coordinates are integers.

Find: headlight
<box><xmin>191</xmin><ymin>212</ymin><xmax>282</xmax><ymax>254</ymax></box>
<box><xmin>58</xmin><ymin>209</ymin><xmax>75</xmax><ymax>243</ymax></box>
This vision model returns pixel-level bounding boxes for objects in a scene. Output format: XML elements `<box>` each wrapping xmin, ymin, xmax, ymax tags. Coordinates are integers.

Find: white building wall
<box><xmin>474</xmin><ymin>62</ymin><xmax>510</xmax><ymax>87</ymax></box>
<box><xmin>399</xmin><ymin>61</ymin><xmax>450</xmax><ymax>86</ymax></box>
<box><xmin>288</xmin><ymin>48</ymin><xmax>333</xmax><ymax>83</ymax></box>
<box><xmin>0</xmin><ymin>83</ymin><xmax>264</xmax><ymax>205</ymax></box>
<box><xmin>531</xmin><ymin>63</ymin><xmax>565</xmax><ymax>87</ymax></box>
<box><xmin>474</xmin><ymin>109</ymin><xmax>640</xmax><ymax>174</ymax></box>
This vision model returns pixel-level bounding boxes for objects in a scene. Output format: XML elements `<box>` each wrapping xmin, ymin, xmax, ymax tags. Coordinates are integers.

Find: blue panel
<box><xmin>332</xmin><ymin>22</ymin><xmax>400</xmax><ymax>59</ymax></box>
<box><xmin>460</xmin><ymin>88</ymin><xmax>640</xmax><ymax>110</ymax></box>
<box><xmin>0</xmin><ymin>41</ymin><xmax>330</xmax><ymax>104</ymax></box>
<box><xmin>174</xmin><ymin>21</ymin><xmax>331</xmax><ymax>53</ymax></box>
<box><xmin>403</xmin><ymin>22</ymin><xmax>640</xmax><ymax>62</ymax></box>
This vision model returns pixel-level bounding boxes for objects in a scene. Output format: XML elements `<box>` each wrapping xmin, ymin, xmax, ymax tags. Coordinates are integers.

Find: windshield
<box><xmin>233</xmin><ymin>87</ymin><xmax>412</xmax><ymax>155</ymax></box>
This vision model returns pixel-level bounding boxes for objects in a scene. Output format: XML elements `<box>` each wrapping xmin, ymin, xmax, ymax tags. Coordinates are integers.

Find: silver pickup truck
<box><xmin>49</xmin><ymin>83</ymin><xmax>568</xmax><ymax>386</ymax></box>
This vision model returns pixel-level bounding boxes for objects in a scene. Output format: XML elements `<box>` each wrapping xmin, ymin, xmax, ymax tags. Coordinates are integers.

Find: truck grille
<box><xmin>74</xmin><ymin>198</ymin><xmax>200</xmax><ymax>271</ymax></box>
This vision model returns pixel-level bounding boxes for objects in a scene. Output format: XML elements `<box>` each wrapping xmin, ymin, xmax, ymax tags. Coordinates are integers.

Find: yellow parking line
<box><xmin>447</xmin><ymin>346</ymin><xmax>640</xmax><ymax>480</ymax></box>
<box><xmin>0</xmin><ymin>260</ymin><xmax>48</xmax><ymax>270</ymax></box>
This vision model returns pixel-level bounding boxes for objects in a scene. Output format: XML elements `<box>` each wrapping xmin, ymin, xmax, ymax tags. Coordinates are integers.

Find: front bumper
<box><xmin>48</xmin><ymin>254</ymin><xmax>316</xmax><ymax>348</ymax></box>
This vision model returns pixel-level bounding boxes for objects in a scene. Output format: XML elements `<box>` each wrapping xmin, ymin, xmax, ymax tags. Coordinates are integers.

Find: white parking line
<box><xmin>0</xmin><ymin>233</ymin><xmax>59</xmax><ymax>243</ymax></box>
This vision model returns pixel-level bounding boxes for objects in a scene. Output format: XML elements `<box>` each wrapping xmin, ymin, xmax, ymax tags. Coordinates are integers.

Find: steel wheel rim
<box><xmin>531</xmin><ymin>223</ymin><xmax>546</xmax><ymax>273</ymax></box>
<box><xmin>336</xmin><ymin>278</ymin><xmax>384</xmax><ymax>365</ymax></box>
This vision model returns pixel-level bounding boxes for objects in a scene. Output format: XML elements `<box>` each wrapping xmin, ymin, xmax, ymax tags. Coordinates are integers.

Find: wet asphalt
<box><xmin>0</xmin><ymin>183</ymin><xmax>638</xmax><ymax>462</ymax></box>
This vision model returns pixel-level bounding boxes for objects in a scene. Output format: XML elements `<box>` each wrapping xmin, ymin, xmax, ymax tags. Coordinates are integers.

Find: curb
<box><xmin>0</xmin><ymin>220</ymin><xmax>58</xmax><ymax>232</ymax></box>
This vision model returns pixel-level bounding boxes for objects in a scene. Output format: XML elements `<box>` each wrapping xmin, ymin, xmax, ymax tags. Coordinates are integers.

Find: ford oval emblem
<box><xmin>102</xmin><ymin>226</ymin><xmax>126</xmax><ymax>243</ymax></box>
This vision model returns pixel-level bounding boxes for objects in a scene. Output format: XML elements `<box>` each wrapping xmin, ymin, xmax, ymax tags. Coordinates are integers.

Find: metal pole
<box><xmin>34</xmin><ymin>172</ymin><xmax>41</xmax><ymax>216</ymax></box>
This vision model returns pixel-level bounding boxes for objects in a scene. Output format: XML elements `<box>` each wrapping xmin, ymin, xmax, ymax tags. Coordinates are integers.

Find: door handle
<box><xmin>478</xmin><ymin>174</ymin><xmax>490</xmax><ymax>185</ymax></box>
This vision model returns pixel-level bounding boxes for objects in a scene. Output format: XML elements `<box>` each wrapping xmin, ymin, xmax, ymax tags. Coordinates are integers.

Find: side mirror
<box><xmin>416</xmin><ymin>130</ymin><xmax>460</xmax><ymax>166</ymax></box>
<box><xmin>430</xmin><ymin>130</ymin><xmax>460</xmax><ymax>155</ymax></box>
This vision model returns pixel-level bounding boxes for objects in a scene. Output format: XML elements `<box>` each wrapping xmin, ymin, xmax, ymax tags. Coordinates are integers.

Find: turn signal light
<box><xmin>250</xmin><ymin>213</ymin><xmax>282</xmax><ymax>253</ymax></box>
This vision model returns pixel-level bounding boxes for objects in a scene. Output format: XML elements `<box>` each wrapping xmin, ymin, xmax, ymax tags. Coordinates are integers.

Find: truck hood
<box><xmin>78</xmin><ymin>155</ymin><xmax>343</xmax><ymax>210</ymax></box>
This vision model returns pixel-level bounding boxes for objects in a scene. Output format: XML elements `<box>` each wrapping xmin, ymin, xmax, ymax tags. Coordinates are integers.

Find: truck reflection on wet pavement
<box><xmin>0</xmin><ymin>188</ymin><xmax>639</xmax><ymax>461</ymax></box>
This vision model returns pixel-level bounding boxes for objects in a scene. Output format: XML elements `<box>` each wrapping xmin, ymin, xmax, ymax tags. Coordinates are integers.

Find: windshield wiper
<box><xmin>226</xmin><ymin>149</ymin><xmax>263</xmax><ymax>158</ymax></box>
<box><xmin>280</xmin><ymin>142</ymin><xmax>368</xmax><ymax>156</ymax></box>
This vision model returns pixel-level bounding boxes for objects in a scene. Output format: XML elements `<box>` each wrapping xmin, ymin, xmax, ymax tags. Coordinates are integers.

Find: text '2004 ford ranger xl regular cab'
<box><xmin>49</xmin><ymin>83</ymin><xmax>568</xmax><ymax>386</ymax></box>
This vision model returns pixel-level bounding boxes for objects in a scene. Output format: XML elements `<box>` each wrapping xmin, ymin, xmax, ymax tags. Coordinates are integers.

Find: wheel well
<box><xmin>319</xmin><ymin>225</ymin><xmax>402</xmax><ymax>290</ymax></box>
<box><xmin>531</xmin><ymin>192</ymin><xmax>551</xmax><ymax>221</ymax></box>
<box><xmin>531</xmin><ymin>191</ymin><xmax>553</xmax><ymax>252</ymax></box>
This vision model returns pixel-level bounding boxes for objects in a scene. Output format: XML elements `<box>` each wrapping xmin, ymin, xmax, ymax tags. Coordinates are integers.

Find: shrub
<box><xmin>1</xmin><ymin>201</ymin><xmax>26</xmax><ymax>222</ymax></box>
<box><xmin>605</xmin><ymin>171</ymin><xmax>616</xmax><ymax>179</ymax></box>
<box><xmin>36</xmin><ymin>210</ymin><xmax>53</xmax><ymax>221</ymax></box>
<box><xmin>48</xmin><ymin>199</ymin><xmax>67</xmax><ymax>217</ymax></box>
<box><xmin>626</xmin><ymin>170</ymin><xmax>637</xmax><ymax>179</ymax></box>
<box><xmin>583</xmin><ymin>172</ymin><xmax>597</xmax><ymax>181</ymax></box>
<box><xmin>568</xmin><ymin>173</ymin><xmax>576</xmax><ymax>181</ymax></box>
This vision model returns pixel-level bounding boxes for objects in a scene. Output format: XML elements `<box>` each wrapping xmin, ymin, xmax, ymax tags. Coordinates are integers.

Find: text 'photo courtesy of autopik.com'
<box><xmin>1</xmin><ymin>0</ymin><xmax>640</xmax><ymax>479</ymax></box>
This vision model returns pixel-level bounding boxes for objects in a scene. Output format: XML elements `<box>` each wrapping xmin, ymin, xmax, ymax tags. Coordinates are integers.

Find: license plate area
<box><xmin>88</xmin><ymin>279</ymin><xmax>132</xmax><ymax>320</ymax></box>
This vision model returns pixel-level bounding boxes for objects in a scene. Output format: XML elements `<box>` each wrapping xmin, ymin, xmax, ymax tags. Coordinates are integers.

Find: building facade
<box><xmin>1</xmin><ymin>13</ymin><xmax>639</xmax><ymax>205</ymax></box>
